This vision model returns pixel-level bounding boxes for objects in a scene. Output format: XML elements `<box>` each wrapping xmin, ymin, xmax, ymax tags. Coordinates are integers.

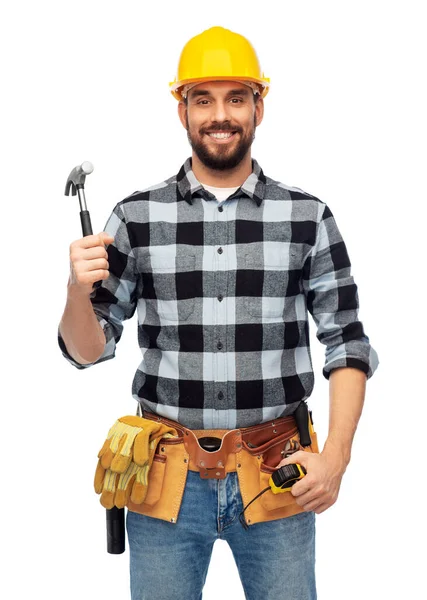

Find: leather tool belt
<box><xmin>126</xmin><ymin>410</ymin><xmax>319</xmax><ymax>527</ymax></box>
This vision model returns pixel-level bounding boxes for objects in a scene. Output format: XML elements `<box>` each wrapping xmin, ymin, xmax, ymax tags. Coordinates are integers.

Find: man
<box><xmin>59</xmin><ymin>26</ymin><xmax>378</xmax><ymax>600</ymax></box>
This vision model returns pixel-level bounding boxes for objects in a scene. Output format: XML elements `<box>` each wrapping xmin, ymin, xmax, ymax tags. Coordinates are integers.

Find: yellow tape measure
<box><xmin>269</xmin><ymin>464</ymin><xmax>307</xmax><ymax>494</ymax></box>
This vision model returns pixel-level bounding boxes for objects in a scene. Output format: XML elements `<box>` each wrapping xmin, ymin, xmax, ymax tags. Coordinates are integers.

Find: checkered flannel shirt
<box><xmin>59</xmin><ymin>157</ymin><xmax>379</xmax><ymax>429</ymax></box>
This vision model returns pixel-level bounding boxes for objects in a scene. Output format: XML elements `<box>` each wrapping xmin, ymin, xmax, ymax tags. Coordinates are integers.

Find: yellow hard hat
<box><xmin>169</xmin><ymin>26</ymin><xmax>270</xmax><ymax>101</ymax></box>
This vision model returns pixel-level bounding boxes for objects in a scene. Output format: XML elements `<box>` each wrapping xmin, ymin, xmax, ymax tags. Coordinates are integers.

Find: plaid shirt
<box><xmin>59</xmin><ymin>158</ymin><xmax>379</xmax><ymax>429</ymax></box>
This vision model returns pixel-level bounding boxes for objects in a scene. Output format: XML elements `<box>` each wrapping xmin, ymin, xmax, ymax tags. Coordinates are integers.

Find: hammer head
<box><xmin>65</xmin><ymin>161</ymin><xmax>94</xmax><ymax>196</ymax></box>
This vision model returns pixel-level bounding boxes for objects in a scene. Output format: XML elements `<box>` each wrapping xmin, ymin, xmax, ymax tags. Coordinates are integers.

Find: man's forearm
<box><xmin>279</xmin><ymin>366</ymin><xmax>367</xmax><ymax>512</ymax></box>
<box><xmin>322</xmin><ymin>367</ymin><xmax>367</xmax><ymax>469</ymax></box>
<box><xmin>59</xmin><ymin>284</ymin><xmax>106</xmax><ymax>364</ymax></box>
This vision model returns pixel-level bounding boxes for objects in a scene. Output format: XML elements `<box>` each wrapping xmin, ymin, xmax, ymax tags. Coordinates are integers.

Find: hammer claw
<box><xmin>64</xmin><ymin>179</ymin><xmax>76</xmax><ymax>196</ymax></box>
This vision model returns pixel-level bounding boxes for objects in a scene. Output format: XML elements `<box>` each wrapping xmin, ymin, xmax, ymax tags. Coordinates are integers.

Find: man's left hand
<box><xmin>275</xmin><ymin>448</ymin><xmax>346</xmax><ymax>514</ymax></box>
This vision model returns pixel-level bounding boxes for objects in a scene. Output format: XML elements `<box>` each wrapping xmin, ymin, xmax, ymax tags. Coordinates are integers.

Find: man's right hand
<box><xmin>68</xmin><ymin>232</ymin><xmax>115</xmax><ymax>294</ymax></box>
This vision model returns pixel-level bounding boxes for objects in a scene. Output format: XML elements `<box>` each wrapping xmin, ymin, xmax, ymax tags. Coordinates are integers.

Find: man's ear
<box><xmin>177</xmin><ymin>101</ymin><xmax>188</xmax><ymax>130</ymax></box>
<box><xmin>255</xmin><ymin>96</ymin><xmax>264</xmax><ymax>128</ymax></box>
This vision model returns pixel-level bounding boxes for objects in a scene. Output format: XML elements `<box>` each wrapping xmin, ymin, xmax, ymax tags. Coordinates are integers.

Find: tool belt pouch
<box><xmin>237</xmin><ymin>417</ymin><xmax>319</xmax><ymax>526</ymax></box>
<box><xmin>126</xmin><ymin>416</ymin><xmax>190</xmax><ymax>524</ymax></box>
<box><xmin>127</xmin><ymin>415</ymin><xmax>241</xmax><ymax>522</ymax></box>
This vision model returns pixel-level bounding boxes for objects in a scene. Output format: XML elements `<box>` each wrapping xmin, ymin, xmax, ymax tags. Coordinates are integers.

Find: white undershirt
<box><xmin>202</xmin><ymin>184</ymin><xmax>239</xmax><ymax>202</ymax></box>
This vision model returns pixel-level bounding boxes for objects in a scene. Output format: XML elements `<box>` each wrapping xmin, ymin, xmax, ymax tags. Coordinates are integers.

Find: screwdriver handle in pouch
<box><xmin>294</xmin><ymin>401</ymin><xmax>312</xmax><ymax>447</ymax></box>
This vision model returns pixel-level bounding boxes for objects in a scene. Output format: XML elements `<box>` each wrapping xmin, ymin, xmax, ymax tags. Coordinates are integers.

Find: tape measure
<box><xmin>269</xmin><ymin>464</ymin><xmax>307</xmax><ymax>494</ymax></box>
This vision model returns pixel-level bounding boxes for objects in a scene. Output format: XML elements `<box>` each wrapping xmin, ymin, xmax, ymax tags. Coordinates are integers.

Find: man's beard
<box><xmin>186</xmin><ymin>115</ymin><xmax>256</xmax><ymax>171</ymax></box>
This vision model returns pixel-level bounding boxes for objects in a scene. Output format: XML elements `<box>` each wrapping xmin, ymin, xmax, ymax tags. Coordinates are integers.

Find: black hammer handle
<box><xmin>80</xmin><ymin>210</ymin><xmax>93</xmax><ymax>236</ymax></box>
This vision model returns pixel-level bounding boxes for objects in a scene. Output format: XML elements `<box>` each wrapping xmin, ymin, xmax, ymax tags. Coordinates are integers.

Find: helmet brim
<box><xmin>169</xmin><ymin>76</ymin><xmax>270</xmax><ymax>101</ymax></box>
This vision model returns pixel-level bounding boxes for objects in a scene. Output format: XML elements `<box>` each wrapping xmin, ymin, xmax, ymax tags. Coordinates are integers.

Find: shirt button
<box><xmin>217</xmin><ymin>294</ymin><xmax>223</xmax><ymax>302</ymax></box>
<box><xmin>217</xmin><ymin>247</ymin><xmax>223</xmax><ymax>254</ymax></box>
<box><xmin>217</xmin><ymin>341</ymin><xmax>223</xmax><ymax>350</ymax></box>
<box><xmin>218</xmin><ymin>206</ymin><xmax>223</xmax><ymax>212</ymax></box>
<box><xmin>218</xmin><ymin>391</ymin><xmax>224</xmax><ymax>400</ymax></box>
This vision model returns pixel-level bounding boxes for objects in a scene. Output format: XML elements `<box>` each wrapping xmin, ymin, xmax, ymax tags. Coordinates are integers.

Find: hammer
<box><xmin>64</xmin><ymin>161</ymin><xmax>94</xmax><ymax>236</ymax></box>
<box><xmin>64</xmin><ymin>161</ymin><xmax>126</xmax><ymax>555</ymax></box>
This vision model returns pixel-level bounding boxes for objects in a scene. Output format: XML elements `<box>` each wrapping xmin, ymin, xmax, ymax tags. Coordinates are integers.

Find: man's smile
<box><xmin>205</xmin><ymin>131</ymin><xmax>238</xmax><ymax>143</ymax></box>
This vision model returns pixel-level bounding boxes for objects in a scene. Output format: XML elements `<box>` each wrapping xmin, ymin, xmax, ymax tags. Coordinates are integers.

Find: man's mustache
<box><xmin>200</xmin><ymin>123</ymin><xmax>243</xmax><ymax>134</ymax></box>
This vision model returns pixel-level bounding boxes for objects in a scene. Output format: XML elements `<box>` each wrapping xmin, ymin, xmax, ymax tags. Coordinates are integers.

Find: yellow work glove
<box><xmin>97</xmin><ymin>415</ymin><xmax>175</xmax><ymax>473</ymax></box>
<box><xmin>94</xmin><ymin>416</ymin><xmax>177</xmax><ymax>509</ymax></box>
<box><xmin>94</xmin><ymin>453</ymin><xmax>166</xmax><ymax>509</ymax></box>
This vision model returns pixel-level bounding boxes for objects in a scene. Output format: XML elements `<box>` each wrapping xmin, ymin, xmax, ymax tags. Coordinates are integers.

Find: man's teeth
<box><xmin>208</xmin><ymin>132</ymin><xmax>234</xmax><ymax>139</ymax></box>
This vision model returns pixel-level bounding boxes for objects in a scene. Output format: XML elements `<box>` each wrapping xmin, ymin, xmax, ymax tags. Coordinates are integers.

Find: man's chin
<box><xmin>195</xmin><ymin>153</ymin><xmax>244</xmax><ymax>171</ymax></box>
<box><xmin>194</xmin><ymin>144</ymin><xmax>247</xmax><ymax>170</ymax></box>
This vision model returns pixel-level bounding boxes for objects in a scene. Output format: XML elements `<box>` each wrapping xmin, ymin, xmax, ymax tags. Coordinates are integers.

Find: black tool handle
<box><xmin>294</xmin><ymin>401</ymin><xmax>312</xmax><ymax>447</ymax></box>
<box><xmin>106</xmin><ymin>506</ymin><xmax>125</xmax><ymax>554</ymax></box>
<box><xmin>80</xmin><ymin>210</ymin><xmax>93</xmax><ymax>236</ymax></box>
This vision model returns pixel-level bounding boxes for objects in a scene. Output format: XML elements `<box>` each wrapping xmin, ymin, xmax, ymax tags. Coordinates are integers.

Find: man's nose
<box><xmin>210</xmin><ymin>100</ymin><xmax>230</xmax><ymax>124</ymax></box>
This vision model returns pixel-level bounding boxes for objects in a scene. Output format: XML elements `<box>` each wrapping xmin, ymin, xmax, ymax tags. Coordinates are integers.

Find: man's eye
<box><xmin>230</xmin><ymin>98</ymin><xmax>243</xmax><ymax>103</ymax></box>
<box><xmin>197</xmin><ymin>100</ymin><xmax>210</xmax><ymax>105</ymax></box>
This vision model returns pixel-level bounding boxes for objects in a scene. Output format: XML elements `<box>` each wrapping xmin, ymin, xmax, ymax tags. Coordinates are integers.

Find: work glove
<box><xmin>95</xmin><ymin>455</ymin><xmax>170</xmax><ymax>509</ymax></box>
<box><xmin>94</xmin><ymin>415</ymin><xmax>177</xmax><ymax>509</ymax></box>
<box><xmin>97</xmin><ymin>415</ymin><xmax>175</xmax><ymax>472</ymax></box>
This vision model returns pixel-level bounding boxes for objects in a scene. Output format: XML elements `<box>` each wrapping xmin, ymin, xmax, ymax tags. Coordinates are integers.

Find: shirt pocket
<box><xmin>244</xmin><ymin>249</ymin><xmax>294</xmax><ymax>319</ymax></box>
<box><xmin>142</xmin><ymin>252</ymin><xmax>196</xmax><ymax>322</ymax></box>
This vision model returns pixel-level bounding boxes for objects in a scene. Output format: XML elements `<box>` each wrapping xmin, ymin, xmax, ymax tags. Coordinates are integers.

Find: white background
<box><xmin>2</xmin><ymin>1</ymin><xmax>426</xmax><ymax>598</ymax></box>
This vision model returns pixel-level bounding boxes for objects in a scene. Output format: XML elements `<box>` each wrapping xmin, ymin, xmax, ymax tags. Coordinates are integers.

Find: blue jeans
<box><xmin>126</xmin><ymin>470</ymin><xmax>316</xmax><ymax>600</ymax></box>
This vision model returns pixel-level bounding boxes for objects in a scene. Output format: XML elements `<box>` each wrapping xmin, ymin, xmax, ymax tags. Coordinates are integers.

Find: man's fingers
<box><xmin>70</xmin><ymin>232</ymin><xmax>114</xmax><ymax>250</ymax></box>
<box><xmin>290</xmin><ymin>475</ymin><xmax>312</xmax><ymax>497</ymax></box>
<box><xmin>80</xmin><ymin>246</ymin><xmax>109</xmax><ymax>260</ymax></box>
<box><xmin>100</xmin><ymin>232</ymin><xmax>115</xmax><ymax>246</ymax></box>
<box><xmin>75</xmin><ymin>269</ymin><xmax>110</xmax><ymax>285</ymax></box>
<box><xmin>299</xmin><ymin>498</ymin><xmax>330</xmax><ymax>514</ymax></box>
<box><xmin>69</xmin><ymin>246</ymin><xmax>108</xmax><ymax>267</ymax></box>
<box><xmin>91</xmin><ymin>269</ymin><xmax>110</xmax><ymax>281</ymax></box>
<box><xmin>276</xmin><ymin>450</ymin><xmax>308</xmax><ymax>470</ymax></box>
<box><xmin>84</xmin><ymin>258</ymin><xmax>109</xmax><ymax>272</ymax></box>
<box><xmin>313</xmin><ymin>503</ymin><xmax>330</xmax><ymax>515</ymax></box>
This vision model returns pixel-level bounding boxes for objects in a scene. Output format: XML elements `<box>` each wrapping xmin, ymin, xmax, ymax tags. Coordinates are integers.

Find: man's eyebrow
<box><xmin>227</xmin><ymin>88</ymin><xmax>251</xmax><ymax>96</ymax></box>
<box><xmin>190</xmin><ymin>87</ymin><xmax>250</xmax><ymax>98</ymax></box>
<box><xmin>191</xmin><ymin>89</ymin><xmax>210</xmax><ymax>97</ymax></box>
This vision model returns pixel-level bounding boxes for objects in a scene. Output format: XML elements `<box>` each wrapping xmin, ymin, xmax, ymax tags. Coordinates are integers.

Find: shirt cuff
<box><xmin>323</xmin><ymin>357</ymin><xmax>370</xmax><ymax>380</ymax></box>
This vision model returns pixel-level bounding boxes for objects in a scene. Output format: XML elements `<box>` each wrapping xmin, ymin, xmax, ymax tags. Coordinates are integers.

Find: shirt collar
<box><xmin>176</xmin><ymin>157</ymin><xmax>266</xmax><ymax>207</ymax></box>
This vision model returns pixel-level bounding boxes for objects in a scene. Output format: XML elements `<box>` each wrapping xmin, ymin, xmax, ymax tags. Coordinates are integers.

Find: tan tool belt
<box><xmin>127</xmin><ymin>411</ymin><xmax>319</xmax><ymax>527</ymax></box>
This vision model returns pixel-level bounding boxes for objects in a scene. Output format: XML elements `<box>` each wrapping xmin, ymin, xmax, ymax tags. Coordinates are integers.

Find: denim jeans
<box><xmin>126</xmin><ymin>469</ymin><xmax>316</xmax><ymax>600</ymax></box>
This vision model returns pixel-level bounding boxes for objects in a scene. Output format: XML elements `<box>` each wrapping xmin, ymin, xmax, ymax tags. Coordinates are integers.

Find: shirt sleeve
<box><xmin>58</xmin><ymin>202</ymin><xmax>139</xmax><ymax>369</ymax></box>
<box><xmin>302</xmin><ymin>203</ymin><xmax>379</xmax><ymax>380</ymax></box>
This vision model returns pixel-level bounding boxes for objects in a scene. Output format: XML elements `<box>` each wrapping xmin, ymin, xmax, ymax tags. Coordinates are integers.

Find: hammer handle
<box><xmin>80</xmin><ymin>211</ymin><xmax>93</xmax><ymax>237</ymax></box>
